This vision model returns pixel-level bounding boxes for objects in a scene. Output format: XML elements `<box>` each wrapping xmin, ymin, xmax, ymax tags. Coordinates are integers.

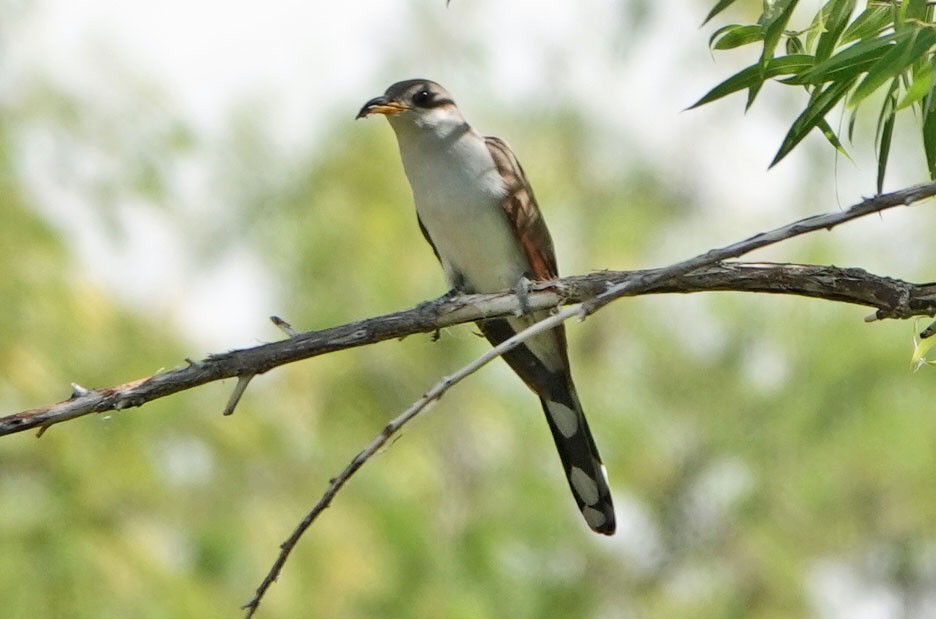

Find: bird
<box><xmin>357</xmin><ymin>79</ymin><xmax>615</xmax><ymax>535</ymax></box>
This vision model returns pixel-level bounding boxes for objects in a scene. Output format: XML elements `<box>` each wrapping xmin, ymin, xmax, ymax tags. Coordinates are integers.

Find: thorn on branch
<box><xmin>223</xmin><ymin>373</ymin><xmax>256</xmax><ymax>416</ymax></box>
<box><xmin>514</xmin><ymin>276</ymin><xmax>532</xmax><ymax>316</ymax></box>
<box><xmin>70</xmin><ymin>383</ymin><xmax>89</xmax><ymax>398</ymax></box>
<box><xmin>271</xmin><ymin>316</ymin><xmax>300</xmax><ymax>338</ymax></box>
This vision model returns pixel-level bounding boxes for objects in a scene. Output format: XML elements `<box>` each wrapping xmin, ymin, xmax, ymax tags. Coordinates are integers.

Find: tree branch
<box><xmin>2</xmin><ymin>181</ymin><xmax>935</xmax><ymax>438</ymax></box>
<box><xmin>3</xmin><ymin>260</ymin><xmax>936</xmax><ymax>439</ymax></box>
<box><xmin>585</xmin><ymin>181</ymin><xmax>936</xmax><ymax>313</ymax></box>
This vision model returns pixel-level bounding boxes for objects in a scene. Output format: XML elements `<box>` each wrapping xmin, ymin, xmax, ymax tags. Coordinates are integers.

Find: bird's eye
<box><xmin>412</xmin><ymin>89</ymin><xmax>432</xmax><ymax>106</ymax></box>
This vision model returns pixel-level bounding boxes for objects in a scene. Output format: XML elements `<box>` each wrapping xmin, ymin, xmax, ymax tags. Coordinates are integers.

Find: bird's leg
<box><xmin>514</xmin><ymin>276</ymin><xmax>533</xmax><ymax>317</ymax></box>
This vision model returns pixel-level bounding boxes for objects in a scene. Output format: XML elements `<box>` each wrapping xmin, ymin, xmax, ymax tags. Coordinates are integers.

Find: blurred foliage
<box><xmin>695</xmin><ymin>0</ymin><xmax>936</xmax><ymax>191</ymax></box>
<box><xmin>3</xmin><ymin>2</ymin><xmax>936</xmax><ymax>619</ymax></box>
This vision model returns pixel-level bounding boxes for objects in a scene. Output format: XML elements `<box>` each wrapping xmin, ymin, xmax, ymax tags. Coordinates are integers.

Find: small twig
<box><xmin>586</xmin><ymin>181</ymin><xmax>936</xmax><ymax>313</ymax></box>
<box><xmin>223</xmin><ymin>374</ymin><xmax>256</xmax><ymax>416</ymax></box>
<box><xmin>270</xmin><ymin>316</ymin><xmax>300</xmax><ymax>338</ymax></box>
<box><xmin>920</xmin><ymin>319</ymin><xmax>936</xmax><ymax>339</ymax></box>
<box><xmin>241</xmin><ymin>303</ymin><xmax>578</xmax><ymax>618</ymax></box>
<box><xmin>70</xmin><ymin>383</ymin><xmax>90</xmax><ymax>397</ymax></box>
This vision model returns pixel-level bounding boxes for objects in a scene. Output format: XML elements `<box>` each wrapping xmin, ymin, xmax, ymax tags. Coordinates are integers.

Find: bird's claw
<box><xmin>514</xmin><ymin>277</ymin><xmax>533</xmax><ymax>316</ymax></box>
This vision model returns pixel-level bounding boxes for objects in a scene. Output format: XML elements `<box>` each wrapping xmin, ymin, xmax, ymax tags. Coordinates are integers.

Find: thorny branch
<box><xmin>6</xmin><ymin>180</ymin><xmax>936</xmax><ymax>439</ymax></box>
<box><xmin>3</xmin><ymin>261</ymin><xmax>936</xmax><ymax>439</ymax></box>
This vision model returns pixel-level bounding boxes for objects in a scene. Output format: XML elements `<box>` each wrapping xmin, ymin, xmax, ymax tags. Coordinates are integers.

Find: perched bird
<box><xmin>357</xmin><ymin>79</ymin><xmax>615</xmax><ymax>535</ymax></box>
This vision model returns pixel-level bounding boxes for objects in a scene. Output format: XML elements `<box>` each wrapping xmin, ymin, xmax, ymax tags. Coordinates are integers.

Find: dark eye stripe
<box><xmin>421</xmin><ymin>97</ymin><xmax>454</xmax><ymax>109</ymax></box>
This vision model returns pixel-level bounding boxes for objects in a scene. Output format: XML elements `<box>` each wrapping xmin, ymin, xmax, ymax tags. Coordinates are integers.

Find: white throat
<box><xmin>387</xmin><ymin>111</ymin><xmax>528</xmax><ymax>293</ymax></box>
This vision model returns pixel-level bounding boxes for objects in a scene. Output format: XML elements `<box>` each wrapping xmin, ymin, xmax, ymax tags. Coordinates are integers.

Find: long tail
<box><xmin>478</xmin><ymin>317</ymin><xmax>616</xmax><ymax>535</ymax></box>
<box><xmin>538</xmin><ymin>385</ymin><xmax>615</xmax><ymax>535</ymax></box>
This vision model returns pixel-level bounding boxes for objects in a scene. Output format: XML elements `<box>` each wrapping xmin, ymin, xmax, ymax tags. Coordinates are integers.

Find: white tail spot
<box><xmin>582</xmin><ymin>506</ymin><xmax>607</xmax><ymax>529</ymax></box>
<box><xmin>548</xmin><ymin>402</ymin><xmax>578</xmax><ymax>438</ymax></box>
<box><xmin>570</xmin><ymin>466</ymin><xmax>600</xmax><ymax>506</ymax></box>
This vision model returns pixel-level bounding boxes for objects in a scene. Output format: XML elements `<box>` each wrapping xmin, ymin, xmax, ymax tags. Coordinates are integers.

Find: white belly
<box><xmin>399</xmin><ymin>132</ymin><xmax>529</xmax><ymax>293</ymax></box>
<box><xmin>395</xmin><ymin>123</ymin><xmax>564</xmax><ymax>371</ymax></box>
<box><xmin>419</xmin><ymin>189</ymin><xmax>564</xmax><ymax>371</ymax></box>
<box><xmin>419</xmin><ymin>192</ymin><xmax>528</xmax><ymax>292</ymax></box>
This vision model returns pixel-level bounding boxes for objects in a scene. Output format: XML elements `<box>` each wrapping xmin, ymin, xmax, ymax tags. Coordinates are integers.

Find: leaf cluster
<box><xmin>693</xmin><ymin>0</ymin><xmax>936</xmax><ymax>191</ymax></box>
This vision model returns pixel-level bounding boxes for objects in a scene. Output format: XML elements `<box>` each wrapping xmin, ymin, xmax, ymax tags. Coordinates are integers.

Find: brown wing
<box><xmin>484</xmin><ymin>136</ymin><xmax>558</xmax><ymax>281</ymax></box>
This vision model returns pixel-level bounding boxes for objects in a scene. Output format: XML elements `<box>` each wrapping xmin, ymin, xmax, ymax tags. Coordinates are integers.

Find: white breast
<box><xmin>392</xmin><ymin>122</ymin><xmax>529</xmax><ymax>293</ymax></box>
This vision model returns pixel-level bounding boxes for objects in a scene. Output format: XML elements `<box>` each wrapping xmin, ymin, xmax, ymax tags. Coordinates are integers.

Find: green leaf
<box><xmin>786</xmin><ymin>35</ymin><xmax>805</xmax><ymax>55</ymax></box>
<box><xmin>805</xmin><ymin>4</ymin><xmax>829</xmax><ymax>53</ymax></box>
<box><xmin>875</xmin><ymin>82</ymin><xmax>898</xmax><ymax>193</ymax></box>
<box><xmin>846</xmin><ymin>105</ymin><xmax>859</xmax><ymax>141</ymax></box>
<box><xmin>711</xmin><ymin>24</ymin><xmax>765</xmax><ymax>50</ymax></box>
<box><xmin>816</xmin><ymin>116</ymin><xmax>852</xmax><ymax>160</ymax></box>
<box><xmin>770</xmin><ymin>76</ymin><xmax>858</xmax><ymax>167</ymax></box>
<box><xmin>876</xmin><ymin>113</ymin><xmax>894</xmax><ymax>192</ymax></box>
<box><xmin>760</xmin><ymin>0</ymin><xmax>800</xmax><ymax>70</ymax></box>
<box><xmin>815</xmin><ymin>0</ymin><xmax>857</xmax><ymax>62</ymax></box>
<box><xmin>900</xmin><ymin>0</ymin><xmax>928</xmax><ymax>22</ymax></box>
<box><xmin>841</xmin><ymin>5</ymin><xmax>892</xmax><ymax>45</ymax></box>
<box><xmin>897</xmin><ymin>59</ymin><xmax>935</xmax><ymax>110</ymax></box>
<box><xmin>798</xmin><ymin>32</ymin><xmax>903</xmax><ymax>85</ymax></box>
<box><xmin>923</xmin><ymin>91</ymin><xmax>936</xmax><ymax>179</ymax></box>
<box><xmin>875</xmin><ymin>78</ymin><xmax>899</xmax><ymax>148</ymax></box>
<box><xmin>709</xmin><ymin>24</ymin><xmax>737</xmax><ymax>49</ymax></box>
<box><xmin>850</xmin><ymin>28</ymin><xmax>936</xmax><ymax>106</ymax></box>
<box><xmin>702</xmin><ymin>0</ymin><xmax>740</xmax><ymax>26</ymax></box>
<box><xmin>746</xmin><ymin>77</ymin><xmax>764</xmax><ymax>111</ymax></box>
<box><xmin>688</xmin><ymin>55</ymin><xmax>815</xmax><ymax>109</ymax></box>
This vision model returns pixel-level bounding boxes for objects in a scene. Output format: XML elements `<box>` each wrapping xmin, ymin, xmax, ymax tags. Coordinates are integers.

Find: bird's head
<box><xmin>356</xmin><ymin>79</ymin><xmax>466</xmax><ymax>136</ymax></box>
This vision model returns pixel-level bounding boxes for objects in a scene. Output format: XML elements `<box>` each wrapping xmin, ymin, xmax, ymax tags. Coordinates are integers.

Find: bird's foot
<box><xmin>416</xmin><ymin>288</ymin><xmax>465</xmax><ymax>342</ymax></box>
<box><xmin>440</xmin><ymin>287</ymin><xmax>462</xmax><ymax>301</ymax></box>
<box><xmin>514</xmin><ymin>276</ymin><xmax>533</xmax><ymax>316</ymax></box>
<box><xmin>416</xmin><ymin>288</ymin><xmax>461</xmax><ymax>312</ymax></box>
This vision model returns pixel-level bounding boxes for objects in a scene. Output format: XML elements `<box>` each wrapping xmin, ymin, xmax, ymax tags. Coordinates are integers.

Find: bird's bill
<box><xmin>356</xmin><ymin>96</ymin><xmax>409</xmax><ymax>119</ymax></box>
